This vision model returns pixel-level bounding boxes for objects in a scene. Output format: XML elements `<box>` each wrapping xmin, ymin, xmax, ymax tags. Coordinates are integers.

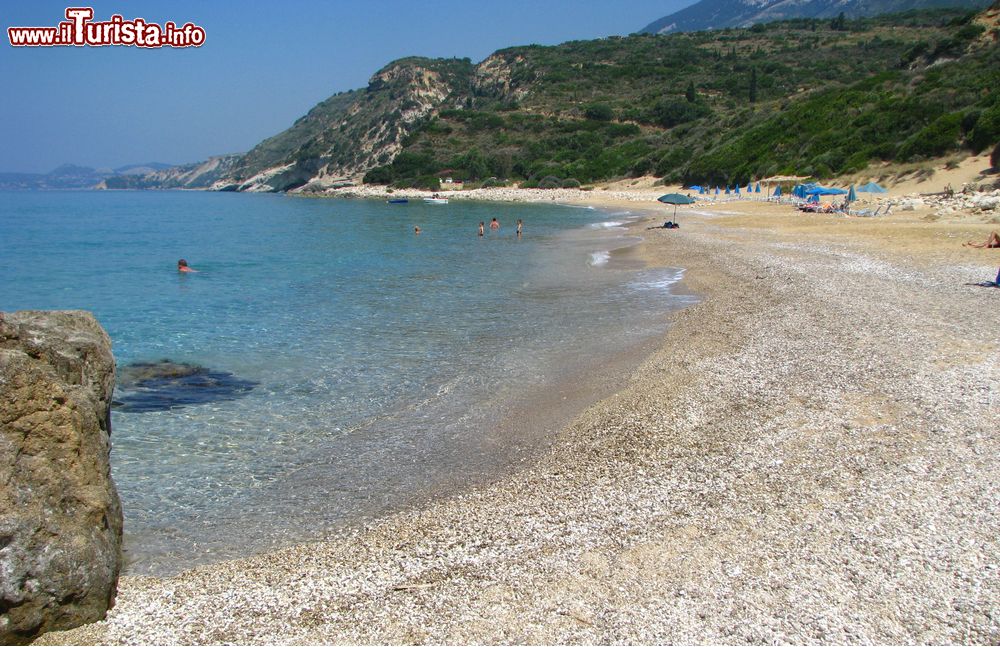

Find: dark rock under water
<box><xmin>113</xmin><ymin>360</ymin><xmax>258</xmax><ymax>412</ymax></box>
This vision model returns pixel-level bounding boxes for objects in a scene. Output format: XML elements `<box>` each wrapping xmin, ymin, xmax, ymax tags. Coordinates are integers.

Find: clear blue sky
<box><xmin>1</xmin><ymin>1</ymin><xmax>694</xmax><ymax>173</ymax></box>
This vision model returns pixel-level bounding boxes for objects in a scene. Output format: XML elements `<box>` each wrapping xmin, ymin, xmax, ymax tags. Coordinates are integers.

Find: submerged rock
<box><xmin>114</xmin><ymin>359</ymin><xmax>258</xmax><ymax>412</ymax></box>
<box><xmin>0</xmin><ymin>310</ymin><xmax>123</xmax><ymax>645</ymax></box>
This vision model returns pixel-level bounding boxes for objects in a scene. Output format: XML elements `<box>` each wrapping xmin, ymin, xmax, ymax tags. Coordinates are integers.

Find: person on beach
<box><xmin>516</xmin><ymin>219</ymin><xmax>523</xmax><ymax>237</ymax></box>
<box><xmin>963</xmin><ymin>231</ymin><xmax>1000</xmax><ymax>248</ymax></box>
<box><xmin>490</xmin><ymin>217</ymin><xmax>500</xmax><ymax>231</ymax></box>
<box><xmin>177</xmin><ymin>259</ymin><xmax>197</xmax><ymax>273</ymax></box>
<box><xmin>478</xmin><ymin>222</ymin><xmax>485</xmax><ymax>237</ymax></box>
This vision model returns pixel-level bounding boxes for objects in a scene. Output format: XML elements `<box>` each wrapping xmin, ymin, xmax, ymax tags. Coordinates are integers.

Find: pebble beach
<box><xmin>36</xmin><ymin>187</ymin><xmax>1000</xmax><ymax>644</ymax></box>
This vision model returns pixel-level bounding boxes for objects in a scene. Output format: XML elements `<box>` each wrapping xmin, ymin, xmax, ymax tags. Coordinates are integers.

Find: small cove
<box><xmin>0</xmin><ymin>190</ymin><xmax>691</xmax><ymax>574</ymax></box>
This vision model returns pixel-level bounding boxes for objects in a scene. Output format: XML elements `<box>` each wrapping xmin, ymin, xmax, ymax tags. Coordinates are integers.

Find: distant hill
<box><xmin>98</xmin><ymin>155</ymin><xmax>243</xmax><ymax>190</ymax></box>
<box><xmin>0</xmin><ymin>162</ymin><xmax>174</xmax><ymax>190</ymax></box>
<box><xmin>114</xmin><ymin>162</ymin><xmax>174</xmax><ymax>175</ymax></box>
<box><xmin>640</xmin><ymin>0</ymin><xmax>990</xmax><ymax>34</ymax></box>
<box><xmin>118</xmin><ymin>6</ymin><xmax>1000</xmax><ymax>192</ymax></box>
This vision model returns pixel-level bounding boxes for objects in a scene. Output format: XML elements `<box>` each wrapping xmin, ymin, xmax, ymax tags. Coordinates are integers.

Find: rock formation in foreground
<box><xmin>0</xmin><ymin>311</ymin><xmax>123</xmax><ymax>645</ymax></box>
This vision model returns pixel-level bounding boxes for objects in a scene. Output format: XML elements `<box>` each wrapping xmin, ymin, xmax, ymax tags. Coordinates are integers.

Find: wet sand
<box><xmin>37</xmin><ymin>197</ymin><xmax>1000</xmax><ymax>644</ymax></box>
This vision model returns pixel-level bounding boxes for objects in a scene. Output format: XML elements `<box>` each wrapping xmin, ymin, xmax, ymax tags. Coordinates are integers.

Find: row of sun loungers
<box><xmin>794</xmin><ymin>202</ymin><xmax>891</xmax><ymax>217</ymax></box>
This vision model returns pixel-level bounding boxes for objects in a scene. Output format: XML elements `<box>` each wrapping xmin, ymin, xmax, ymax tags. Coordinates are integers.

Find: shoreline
<box><xmin>38</xmin><ymin>195</ymin><xmax>1000</xmax><ymax>644</ymax></box>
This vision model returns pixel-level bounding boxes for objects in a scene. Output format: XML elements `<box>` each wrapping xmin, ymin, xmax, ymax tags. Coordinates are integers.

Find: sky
<box><xmin>0</xmin><ymin>1</ymin><xmax>696</xmax><ymax>173</ymax></box>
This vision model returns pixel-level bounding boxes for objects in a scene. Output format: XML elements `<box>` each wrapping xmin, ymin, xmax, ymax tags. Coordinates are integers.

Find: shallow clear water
<box><xmin>0</xmin><ymin>190</ymin><xmax>689</xmax><ymax>574</ymax></box>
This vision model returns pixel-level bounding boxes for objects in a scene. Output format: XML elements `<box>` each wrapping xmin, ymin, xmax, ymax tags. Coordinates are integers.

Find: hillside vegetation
<box><xmin>365</xmin><ymin>8</ymin><xmax>999</xmax><ymax>190</ymax></box>
<box><xmin>112</xmin><ymin>6</ymin><xmax>1000</xmax><ymax>192</ymax></box>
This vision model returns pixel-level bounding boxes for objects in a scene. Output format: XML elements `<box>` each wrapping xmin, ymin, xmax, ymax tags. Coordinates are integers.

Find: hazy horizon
<box><xmin>1</xmin><ymin>1</ymin><xmax>695</xmax><ymax>174</ymax></box>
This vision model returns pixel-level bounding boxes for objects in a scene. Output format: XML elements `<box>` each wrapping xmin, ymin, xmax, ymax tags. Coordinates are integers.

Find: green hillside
<box><xmin>363</xmin><ymin>8</ymin><xmax>999</xmax><ymax>189</ymax></box>
<box><xmin>225</xmin><ymin>56</ymin><xmax>474</xmax><ymax>190</ymax></box>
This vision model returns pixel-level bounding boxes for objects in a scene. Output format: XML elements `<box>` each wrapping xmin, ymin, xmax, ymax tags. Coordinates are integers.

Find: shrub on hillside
<box><xmin>655</xmin><ymin>147</ymin><xmax>694</xmax><ymax>176</ymax></box>
<box><xmin>538</xmin><ymin>176</ymin><xmax>562</xmax><ymax>189</ymax></box>
<box><xmin>991</xmin><ymin>142</ymin><xmax>1000</xmax><ymax>171</ymax></box>
<box><xmin>648</xmin><ymin>99</ymin><xmax>712</xmax><ymax>129</ymax></box>
<box><xmin>969</xmin><ymin>104</ymin><xmax>1000</xmax><ymax>152</ymax></box>
<box><xmin>584</xmin><ymin>103</ymin><xmax>614</xmax><ymax>121</ymax></box>
<box><xmin>560</xmin><ymin>178</ymin><xmax>581</xmax><ymax>188</ymax></box>
<box><xmin>898</xmin><ymin>112</ymin><xmax>962</xmax><ymax>160</ymax></box>
<box><xmin>414</xmin><ymin>175</ymin><xmax>441</xmax><ymax>191</ymax></box>
<box><xmin>363</xmin><ymin>165</ymin><xmax>393</xmax><ymax>184</ymax></box>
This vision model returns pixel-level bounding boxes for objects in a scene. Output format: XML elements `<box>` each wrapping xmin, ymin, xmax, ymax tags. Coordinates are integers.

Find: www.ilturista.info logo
<box><xmin>7</xmin><ymin>7</ymin><xmax>205</xmax><ymax>48</ymax></box>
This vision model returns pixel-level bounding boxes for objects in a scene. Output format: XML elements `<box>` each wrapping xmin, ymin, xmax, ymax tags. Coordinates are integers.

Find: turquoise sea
<box><xmin>0</xmin><ymin>190</ymin><xmax>690</xmax><ymax>574</ymax></box>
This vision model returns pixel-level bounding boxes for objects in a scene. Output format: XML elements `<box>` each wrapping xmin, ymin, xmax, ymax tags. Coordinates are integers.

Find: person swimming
<box><xmin>414</xmin><ymin>226</ymin><xmax>421</xmax><ymax>235</ymax></box>
<box><xmin>478</xmin><ymin>222</ymin><xmax>485</xmax><ymax>237</ymax></box>
<box><xmin>516</xmin><ymin>219</ymin><xmax>523</xmax><ymax>237</ymax></box>
<box><xmin>490</xmin><ymin>217</ymin><xmax>500</xmax><ymax>231</ymax></box>
<box><xmin>177</xmin><ymin>259</ymin><xmax>197</xmax><ymax>273</ymax></box>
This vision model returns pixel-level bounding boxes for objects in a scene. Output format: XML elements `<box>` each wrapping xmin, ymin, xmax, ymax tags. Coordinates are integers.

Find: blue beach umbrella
<box><xmin>746</xmin><ymin>182</ymin><xmax>752</xmax><ymax>193</ymax></box>
<box><xmin>735</xmin><ymin>185</ymin><xmax>741</xmax><ymax>196</ymax></box>
<box><xmin>805</xmin><ymin>186</ymin><xmax>848</xmax><ymax>196</ymax></box>
<box><xmin>725</xmin><ymin>186</ymin><xmax>730</xmax><ymax>195</ymax></box>
<box><xmin>847</xmin><ymin>185</ymin><xmax>857</xmax><ymax>202</ymax></box>
<box><xmin>715</xmin><ymin>186</ymin><xmax>720</xmax><ymax>195</ymax></box>
<box><xmin>773</xmin><ymin>185</ymin><xmax>782</xmax><ymax>198</ymax></box>
<box><xmin>688</xmin><ymin>185</ymin><xmax>703</xmax><ymax>192</ymax></box>
<box><xmin>857</xmin><ymin>181</ymin><xmax>887</xmax><ymax>194</ymax></box>
<box><xmin>755</xmin><ymin>182</ymin><xmax>761</xmax><ymax>193</ymax></box>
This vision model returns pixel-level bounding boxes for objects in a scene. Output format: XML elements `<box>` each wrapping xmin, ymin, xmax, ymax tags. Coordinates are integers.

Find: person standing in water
<box><xmin>177</xmin><ymin>259</ymin><xmax>197</xmax><ymax>273</ymax></box>
<box><xmin>490</xmin><ymin>217</ymin><xmax>500</xmax><ymax>231</ymax></box>
<box><xmin>478</xmin><ymin>222</ymin><xmax>485</xmax><ymax>237</ymax></box>
<box><xmin>414</xmin><ymin>226</ymin><xmax>421</xmax><ymax>235</ymax></box>
<box><xmin>516</xmin><ymin>219</ymin><xmax>523</xmax><ymax>238</ymax></box>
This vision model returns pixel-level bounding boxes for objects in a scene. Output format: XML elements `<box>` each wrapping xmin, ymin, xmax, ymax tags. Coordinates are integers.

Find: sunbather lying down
<box><xmin>963</xmin><ymin>231</ymin><xmax>1000</xmax><ymax>248</ymax></box>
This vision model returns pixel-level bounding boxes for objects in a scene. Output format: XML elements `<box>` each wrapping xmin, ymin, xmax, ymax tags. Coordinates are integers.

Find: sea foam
<box><xmin>589</xmin><ymin>250</ymin><xmax>611</xmax><ymax>266</ymax></box>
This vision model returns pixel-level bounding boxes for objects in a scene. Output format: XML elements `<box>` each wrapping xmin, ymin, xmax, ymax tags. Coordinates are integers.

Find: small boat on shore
<box><xmin>387</xmin><ymin>198</ymin><xmax>408</xmax><ymax>204</ymax></box>
<box><xmin>423</xmin><ymin>197</ymin><xmax>448</xmax><ymax>204</ymax></box>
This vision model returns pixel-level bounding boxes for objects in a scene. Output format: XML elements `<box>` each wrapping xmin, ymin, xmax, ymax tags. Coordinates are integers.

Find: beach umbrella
<box><xmin>657</xmin><ymin>193</ymin><xmax>697</xmax><ymax>220</ymax></box>
<box><xmin>847</xmin><ymin>185</ymin><xmax>857</xmax><ymax>202</ymax></box>
<box><xmin>773</xmin><ymin>185</ymin><xmax>782</xmax><ymax>198</ymax></box>
<box><xmin>715</xmin><ymin>186</ymin><xmax>720</xmax><ymax>195</ymax></box>
<box><xmin>746</xmin><ymin>182</ymin><xmax>752</xmax><ymax>193</ymax></box>
<box><xmin>805</xmin><ymin>186</ymin><xmax>848</xmax><ymax>196</ymax></box>
<box><xmin>725</xmin><ymin>186</ymin><xmax>730</xmax><ymax>195</ymax></box>
<box><xmin>688</xmin><ymin>185</ymin><xmax>703</xmax><ymax>192</ymax></box>
<box><xmin>755</xmin><ymin>182</ymin><xmax>761</xmax><ymax>193</ymax></box>
<box><xmin>735</xmin><ymin>185</ymin><xmax>741</xmax><ymax>196</ymax></box>
<box><xmin>857</xmin><ymin>181</ymin><xmax>887</xmax><ymax>194</ymax></box>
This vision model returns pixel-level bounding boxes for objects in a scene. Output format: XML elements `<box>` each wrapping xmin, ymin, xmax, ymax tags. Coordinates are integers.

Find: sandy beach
<box><xmin>37</xmin><ymin>170</ymin><xmax>1000</xmax><ymax>644</ymax></box>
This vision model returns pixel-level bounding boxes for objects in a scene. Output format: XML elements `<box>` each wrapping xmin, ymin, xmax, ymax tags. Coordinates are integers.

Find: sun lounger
<box><xmin>851</xmin><ymin>205</ymin><xmax>883</xmax><ymax>217</ymax></box>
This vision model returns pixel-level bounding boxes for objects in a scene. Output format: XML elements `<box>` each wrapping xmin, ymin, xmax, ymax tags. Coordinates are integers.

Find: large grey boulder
<box><xmin>0</xmin><ymin>311</ymin><xmax>123</xmax><ymax>645</ymax></box>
